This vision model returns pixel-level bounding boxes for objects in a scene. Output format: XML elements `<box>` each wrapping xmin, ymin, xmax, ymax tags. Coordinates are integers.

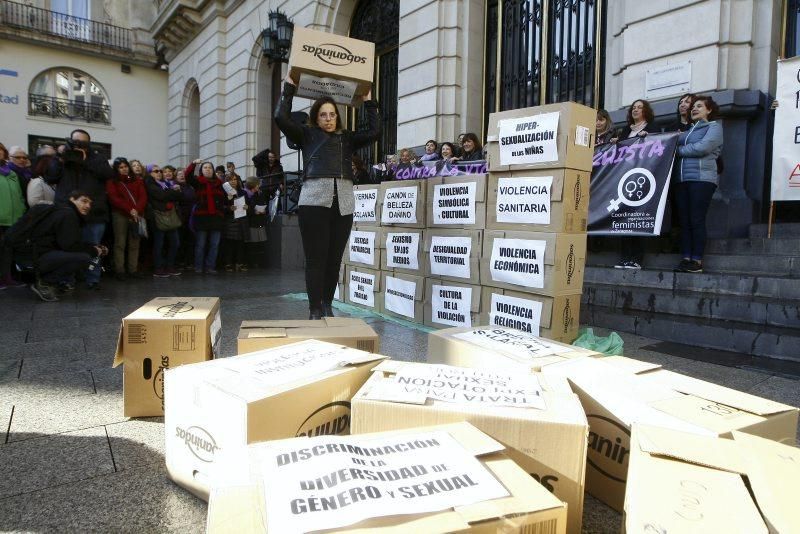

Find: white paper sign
<box><xmin>384</xmin><ymin>276</ymin><xmax>417</xmax><ymax>319</ymax></box>
<box><xmin>349</xmin><ymin>231</ymin><xmax>375</xmax><ymax>265</ymax></box>
<box><xmin>226</xmin><ymin>341</ymin><xmax>357</xmax><ymax>387</ymax></box>
<box><xmin>489</xmin><ymin>238</ymin><xmax>545</xmax><ymax>288</ymax></box>
<box><xmin>367</xmin><ymin>364</ymin><xmax>546</xmax><ymax>409</ymax></box>
<box><xmin>429</xmin><ymin>236</ymin><xmax>471</xmax><ymax>279</ymax></box>
<box><xmin>771</xmin><ymin>56</ymin><xmax>800</xmax><ymax>202</ymax></box>
<box><xmin>498</xmin><ymin>112</ymin><xmax>560</xmax><ymax>166</ymax></box>
<box><xmin>353</xmin><ymin>188</ymin><xmax>379</xmax><ymax>222</ymax></box>
<box><xmin>349</xmin><ymin>271</ymin><xmax>375</xmax><ymax>308</ymax></box>
<box><xmin>489</xmin><ymin>293</ymin><xmax>543</xmax><ymax>336</ymax></box>
<box><xmin>431</xmin><ymin>284</ymin><xmax>472</xmax><ymax>328</ymax></box>
<box><xmin>233</xmin><ymin>195</ymin><xmax>247</xmax><ymax>219</ymax></box>
<box><xmin>261</xmin><ymin>430</ymin><xmax>510</xmax><ymax>533</ymax></box>
<box><xmin>495</xmin><ymin>176</ymin><xmax>553</xmax><ymax>225</ymax></box>
<box><xmin>433</xmin><ymin>182</ymin><xmax>476</xmax><ymax>225</ymax></box>
<box><xmin>381</xmin><ymin>186</ymin><xmax>418</xmax><ymax>224</ymax></box>
<box><xmin>385</xmin><ymin>232</ymin><xmax>420</xmax><ymax>270</ymax></box>
<box><xmin>453</xmin><ymin>328</ymin><xmax>571</xmax><ymax>362</ymax></box>
<box><xmin>297</xmin><ymin>74</ymin><xmax>358</xmax><ymax>105</ymax></box>
<box><xmin>334</xmin><ymin>284</ymin><xmax>341</xmax><ymax>301</ymax></box>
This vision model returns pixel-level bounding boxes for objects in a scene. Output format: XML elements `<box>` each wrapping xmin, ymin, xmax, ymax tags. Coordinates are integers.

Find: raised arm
<box><xmin>273</xmin><ymin>79</ymin><xmax>305</xmax><ymax>147</ymax></box>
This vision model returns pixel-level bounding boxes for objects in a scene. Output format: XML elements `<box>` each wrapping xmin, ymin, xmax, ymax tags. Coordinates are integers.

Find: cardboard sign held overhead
<box><xmin>288</xmin><ymin>26</ymin><xmax>374</xmax><ymax>106</ymax></box>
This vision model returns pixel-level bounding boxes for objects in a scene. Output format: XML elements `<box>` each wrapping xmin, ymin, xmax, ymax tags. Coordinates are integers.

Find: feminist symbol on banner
<box><xmin>607</xmin><ymin>167</ymin><xmax>656</xmax><ymax>212</ymax></box>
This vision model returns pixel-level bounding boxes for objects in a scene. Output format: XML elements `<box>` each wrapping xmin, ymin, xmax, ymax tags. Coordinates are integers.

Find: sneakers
<box><xmin>168</xmin><ymin>268</ymin><xmax>182</xmax><ymax>277</ymax></box>
<box><xmin>675</xmin><ymin>259</ymin><xmax>703</xmax><ymax>273</ymax></box>
<box><xmin>225</xmin><ymin>264</ymin><xmax>234</xmax><ymax>272</ymax></box>
<box><xmin>153</xmin><ymin>269</ymin><xmax>171</xmax><ymax>278</ymax></box>
<box><xmin>206</xmin><ymin>269</ymin><xmax>218</xmax><ymax>275</ymax></box>
<box><xmin>31</xmin><ymin>281</ymin><xmax>59</xmax><ymax>302</ymax></box>
<box><xmin>614</xmin><ymin>261</ymin><xmax>642</xmax><ymax>270</ymax></box>
<box><xmin>236</xmin><ymin>264</ymin><xmax>248</xmax><ymax>272</ymax></box>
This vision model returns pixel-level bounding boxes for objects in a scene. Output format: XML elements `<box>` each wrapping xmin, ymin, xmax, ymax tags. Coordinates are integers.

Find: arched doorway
<box><xmin>186</xmin><ymin>81</ymin><xmax>200</xmax><ymax>162</ymax></box>
<box><xmin>350</xmin><ymin>0</ymin><xmax>399</xmax><ymax>164</ymax></box>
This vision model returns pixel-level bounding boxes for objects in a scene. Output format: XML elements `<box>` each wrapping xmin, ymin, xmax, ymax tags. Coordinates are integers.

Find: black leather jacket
<box><xmin>274</xmin><ymin>83</ymin><xmax>381</xmax><ymax>181</ymax></box>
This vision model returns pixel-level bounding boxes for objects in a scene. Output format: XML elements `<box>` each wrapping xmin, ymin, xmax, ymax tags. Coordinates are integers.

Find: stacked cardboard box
<box><xmin>482</xmin><ymin>102</ymin><xmax>595</xmax><ymax>343</ymax></box>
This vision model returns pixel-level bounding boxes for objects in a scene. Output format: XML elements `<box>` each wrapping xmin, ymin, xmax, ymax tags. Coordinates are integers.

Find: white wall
<box><xmin>604</xmin><ymin>0</ymin><xmax>782</xmax><ymax>110</ymax></box>
<box><xmin>0</xmin><ymin>40</ymin><xmax>169</xmax><ymax>162</ymax></box>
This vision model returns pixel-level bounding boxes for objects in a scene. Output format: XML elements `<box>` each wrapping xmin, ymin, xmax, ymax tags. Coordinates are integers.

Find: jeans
<box><xmin>153</xmin><ymin>227</ymin><xmax>180</xmax><ymax>270</ymax></box>
<box><xmin>194</xmin><ymin>230</ymin><xmax>221</xmax><ymax>271</ymax></box>
<box><xmin>38</xmin><ymin>250</ymin><xmax>92</xmax><ymax>284</ymax></box>
<box><xmin>82</xmin><ymin>222</ymin><xmax>106</xmax><ymax>283</ymax></box>
<box><xmin>675</xmin><ymin>181</ymin><xmax>717</xmax><ymax>260</ymax></box>
<box><xmin>298</xmin><ymin>197</ymin><xmax>353</xmax><ymax>310</ymax></box>
<box><xmin>111</xmin><ymin>212</ymin><xmax>140</xmax><ymax>274</ymax></box>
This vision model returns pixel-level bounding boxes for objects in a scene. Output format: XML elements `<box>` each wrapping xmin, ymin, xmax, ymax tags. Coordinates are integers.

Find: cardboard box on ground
<box><xmin>287</xmin><ymin>26</ymin><xmax>374</xmax><ymax>106</ymax></box>
<box><xmin>165</xmin><ymin>339</ymin><xmax>386</xmax><ymax>500</ymax></box>
<box><xmin>351</xmin><ymin>361</ymin><xmax>587</xmax><ymax>534</ymax></box>
<box><xmin>345</xmin><ymin>265</ymin><xmax>382</xmax><ymax>311</ymax></box>
<box><xmin>344</xmin><ymin>225</ymin><xmax>382</xmax><ymax>270</ymax></box>
<box><xmin>380</xmin><ymin>271</ymin><xmax>424</xmax><ymax>323</ymax></box>
<box><xmin>237</xmin><ymin>318</ymin><xmax>379</xmax><ymax>354</ymax></box>
<box><xmin>624</xmin><ymin>424</ymin><xmax>800</xmax><ymax>534</ymax></box>
<box><xmin>424</xmin><ymin>277</ymin><xmax>481</xmax><ymax>329</ymax></box>
<box><xmin>379</xmin><ymin>227</ymin><xmax>425</xmax><ymax>276</ymax></box>
<box><xmin>479</xmin><ymin>287</ymin><xmax>581</xmax><ymax>343</ymax></box>
<box><xmin>540</xmin><ymin>356</ymin><xmax>800</xmax><ymax>512</ymax></box>
<box><xmin>113</xmin><ymin>297</ymin><xmax>221</xmax><ymax>417</ymax></box>
<box><xmin>206</xmin><ymin>422</ymin><xmax>568</xmax><ymax>534</ymax></box>
<box><xmin>485</xmin><ymin>102</ymin><xmax>596</xmax><ymax>173</ymax></box>
<box><xmin>487</xmin><ymin>168</ymin><xmax>589</xmax><ymax>234</ymax></box>
<box><xmin>426</xmin><ymin>326</ymin><xmax>597</xmax><ymax>372</ymax></box>
<box><xmin>379</xmin><ymin>178</ymin><xmax>427</xmax><ymax>228</ymax></box>
<box><xmin>481</xmin><ymin>230</ymin><xmax>586</xmax><ymax>297</ymax></box>
<box><xmin>425</xmin><ymin>173</ymin><xmax>488</xmax><ymax>230</ymax></box>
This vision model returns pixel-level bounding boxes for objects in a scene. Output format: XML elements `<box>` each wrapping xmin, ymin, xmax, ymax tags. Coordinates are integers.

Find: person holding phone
<box><xmin>274</xmin><ymin>76</ymin><xmax>380</xmax><ymax>319</ymax></box>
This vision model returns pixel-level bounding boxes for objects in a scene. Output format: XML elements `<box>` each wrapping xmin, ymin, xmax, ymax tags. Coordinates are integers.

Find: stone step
<box><xmin>586</xmin><ymin>251</ymin><xmax>799</xmax><ymax>276</ymax></box>
<box><xmin>582</xmin><ymin>284</ymin><xmax>800</xmax><ymax>329</ymax></box>
<box><xmin>583</xmin><ymin>266</ymin><xmax>800</xmax><ymax>300</ymax></box>
<box><xmin>580</xmin><ymin>304</ymin><xmax>800</xmax><ymax>362</ymax></box>
<box><xmin>705</xmin><ymin>237</ymin><xmax>798</xmax><ymax>256</ymax></box>
<box><xmin>749</xmin><ymin>223</ymin><xmax>800</xmax><ymax>238</ymax></box>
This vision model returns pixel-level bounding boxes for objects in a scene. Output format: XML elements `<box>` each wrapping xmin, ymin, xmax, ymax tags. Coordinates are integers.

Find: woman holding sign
<box><xmin>275</xmin><ymin>76</ymin><xmax>381</xmax><ymax>319</ymax></box>
<box><xmin>674</xmin><ymin>96</ymin><xmax>723</xmax><ymax>273</ymax></box>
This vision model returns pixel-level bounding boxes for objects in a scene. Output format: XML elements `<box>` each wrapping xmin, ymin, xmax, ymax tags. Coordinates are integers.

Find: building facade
<box><xmin>152</xmin><ymin>0</ymin><xmax>787</xmax><ymax>236</ymax></box>
<box><xmin>0</xmin><ymin>0</ymin><xmax>168</xmax><ymax>162</ymax></box>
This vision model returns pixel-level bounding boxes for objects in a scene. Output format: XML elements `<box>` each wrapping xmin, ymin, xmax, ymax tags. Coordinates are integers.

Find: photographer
<box><xmin>45</xmin><ymin>129</ymin><xmax>113</xmax><ymax>289</ymax></box>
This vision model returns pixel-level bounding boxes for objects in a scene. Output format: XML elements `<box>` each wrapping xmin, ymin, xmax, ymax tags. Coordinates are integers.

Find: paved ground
<box><xmin>1</xmin><ymin>268</ymin><xmax>798</xmax><ymax>533</ymax></box>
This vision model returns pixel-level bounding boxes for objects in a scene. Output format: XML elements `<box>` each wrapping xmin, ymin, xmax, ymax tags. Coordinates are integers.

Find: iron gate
<box><xmin>484</xmin><ymin>0</ymin><xmax>605</xmax><ymax>133</ymax></box>
<box><xmin>350</xmin><ymin>0</ymin><xmax>399</xmax><ymax>164</ymax></box>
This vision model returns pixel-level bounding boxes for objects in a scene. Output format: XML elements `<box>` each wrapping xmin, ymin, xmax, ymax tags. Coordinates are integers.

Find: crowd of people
<box><xmin>0</xmin><ymin>129</ymin><xmax>279</xmax><ymax>301</ymax></box>
<box><xmin>594</xmin><ymin>94</ymin><xmax>723</xmax><ymax>273</ymax></box>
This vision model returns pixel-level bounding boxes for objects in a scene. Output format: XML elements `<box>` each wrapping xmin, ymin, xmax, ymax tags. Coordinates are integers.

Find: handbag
<box><xmin>288</xmin><ymin>180</ymin><xmax>302</xmax><ymax>204</ymax></box>
<box><xmin>153</xmin><ymin>208</ymin><xmax>182</xmax><ymax>231</ymax></box>
<box><xmin>121</xmin><ymin>181</ymin><xmax>149</xmax><ymax>238</ymax></box>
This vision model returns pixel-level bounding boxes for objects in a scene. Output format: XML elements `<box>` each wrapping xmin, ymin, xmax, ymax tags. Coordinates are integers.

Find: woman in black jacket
<box><xmin>145</xmin><ymin>165</ymin><xmax>183</xmax><ymax>277</ymax></box>
<box><xmin>275</xmin><ymin>76</ymin><xmax>380</xmax><ymax>319</ymax></box>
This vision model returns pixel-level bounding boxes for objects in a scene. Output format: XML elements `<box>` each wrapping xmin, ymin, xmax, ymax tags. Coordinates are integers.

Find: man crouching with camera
<box><xmin>45</xmin><ymin>129</ymin><xmax>113</xmax><ymax>289</ymax></box>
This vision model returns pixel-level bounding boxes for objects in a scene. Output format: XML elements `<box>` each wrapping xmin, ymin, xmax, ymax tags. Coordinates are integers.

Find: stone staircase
<box><xmin>581</xmin><ymin>224</ymin><xmax>800</xmax><ymax>362</ymax></box>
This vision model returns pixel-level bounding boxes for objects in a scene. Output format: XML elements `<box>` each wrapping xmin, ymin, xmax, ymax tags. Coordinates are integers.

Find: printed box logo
<box><xmin>295</xmin><ymin>401</ymin><xmax>351</xmax><ymax>438</ymax></box>
<box><xmin>154</xmin><ymin>355</ymin><xmax>169</xmax><ymax>408</ymax></box>
<box><xmin>565</xmin><ymin>244</ymin><xmax>576</xmax><ymax>285</ymax></box>
<box><xmin>157</xmin><ymin>301</ymin><xmax>194</xmax><ymax>317</ymax></box>
<box><xmin>586</xmin><ymin>414</ymin><xmax>630</xmax><ymax>484</ymax></box>
<box><xmin>176</xmin><ymin>425</ymin><xmax>220</xmax><ymax>463</ymax></box>
<box><xmin>301</xmin><ymin>43</ymin><xmax>367</xmax><ymax>66</ymax></box>
<box><xmin>574</xmin><ymin>176</ymin><xmax>583</xmax><ymax>210</ymax></box>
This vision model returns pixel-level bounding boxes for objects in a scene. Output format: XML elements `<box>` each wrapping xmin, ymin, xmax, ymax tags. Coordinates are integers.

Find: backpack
<box><xmin>1</xmin><ymin>204</ymin><xmax>59</xmax><ymax>260</ymax></box>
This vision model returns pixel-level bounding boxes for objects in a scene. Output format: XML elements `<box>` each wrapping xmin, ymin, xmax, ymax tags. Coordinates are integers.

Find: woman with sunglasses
<box><xmin>145</xmin><ymin>164</ymin><xmax>183</xmax><ymax>277</ymax></box>
<box><xmin>275</xmin><ymin>76</ymin><xmax>380</xmax><ymax>319</ymax></box>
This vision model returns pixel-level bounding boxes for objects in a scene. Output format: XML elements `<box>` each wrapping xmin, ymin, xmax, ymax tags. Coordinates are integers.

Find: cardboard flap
<box><xmin>436</xmin><ymin>421</ymin><xmax>506</xmax><ymax>457</ymax></box>
<box><xmin>732</xmin><ymin>431</ymin><xmax>800</xmax><ymax>534</ymax></box>
<box><xmin>370</xmin><ymin>360</ymin><xmax>406</xmax><ymax>374</ymax></box>
<box><xmin>633</xmin><ymin>424</ymin><xmax>747</xmax><ymax>474</ymax></box>
<box><xmin>241</xmin><ymin>320</ymin><xmax>317</xmax><ymax>328</ymax></box>
<box><xmin>601</xmin><ymin>356</ymin><xmax>662</xmax><ymax>374</ymax></box>
<box><xmin>640</xmin><ymin>369</ymin><xmax>796</xmax><ymax>415</ymax></box>
<box><xmin>245</xmin><ymin>329</ymin><xmax>288</xmax><ymax>339</ymax></box>
<box><xmin>455</xmin><ymin>455</ymin><xmax>564</xmax><ymax>524</ymax></box>
<box><xmin>112</xmin><ymin>323</ymin><xmax>124</xmax><ymax>367</ymax></box>
<box><xmin>338</xmin><ymin>350</ymin><xmax>387</xmax><ymax>367</ymax></box>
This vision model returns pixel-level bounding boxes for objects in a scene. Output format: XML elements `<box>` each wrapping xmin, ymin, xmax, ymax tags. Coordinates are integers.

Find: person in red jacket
<box><xmin>106</xmin><ymin>157</ymin><xmax>147</xmax><ymax>279</ymax></box>
<box><xmin>185</xmin><ymin>159</ymin><xmax>225</xmax><ymax>274</ymax></box>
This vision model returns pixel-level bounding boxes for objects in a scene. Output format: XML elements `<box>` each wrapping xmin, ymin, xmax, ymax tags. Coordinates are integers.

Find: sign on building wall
<box><xmin>770</xmin><ymin>56</ymin><xmax>800</xmax><ymax>202</ymax></box>
<box><xmin>644</xmin><ymin>61</ymin><xmax>691</xmax><ymax>100</ymax></box>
